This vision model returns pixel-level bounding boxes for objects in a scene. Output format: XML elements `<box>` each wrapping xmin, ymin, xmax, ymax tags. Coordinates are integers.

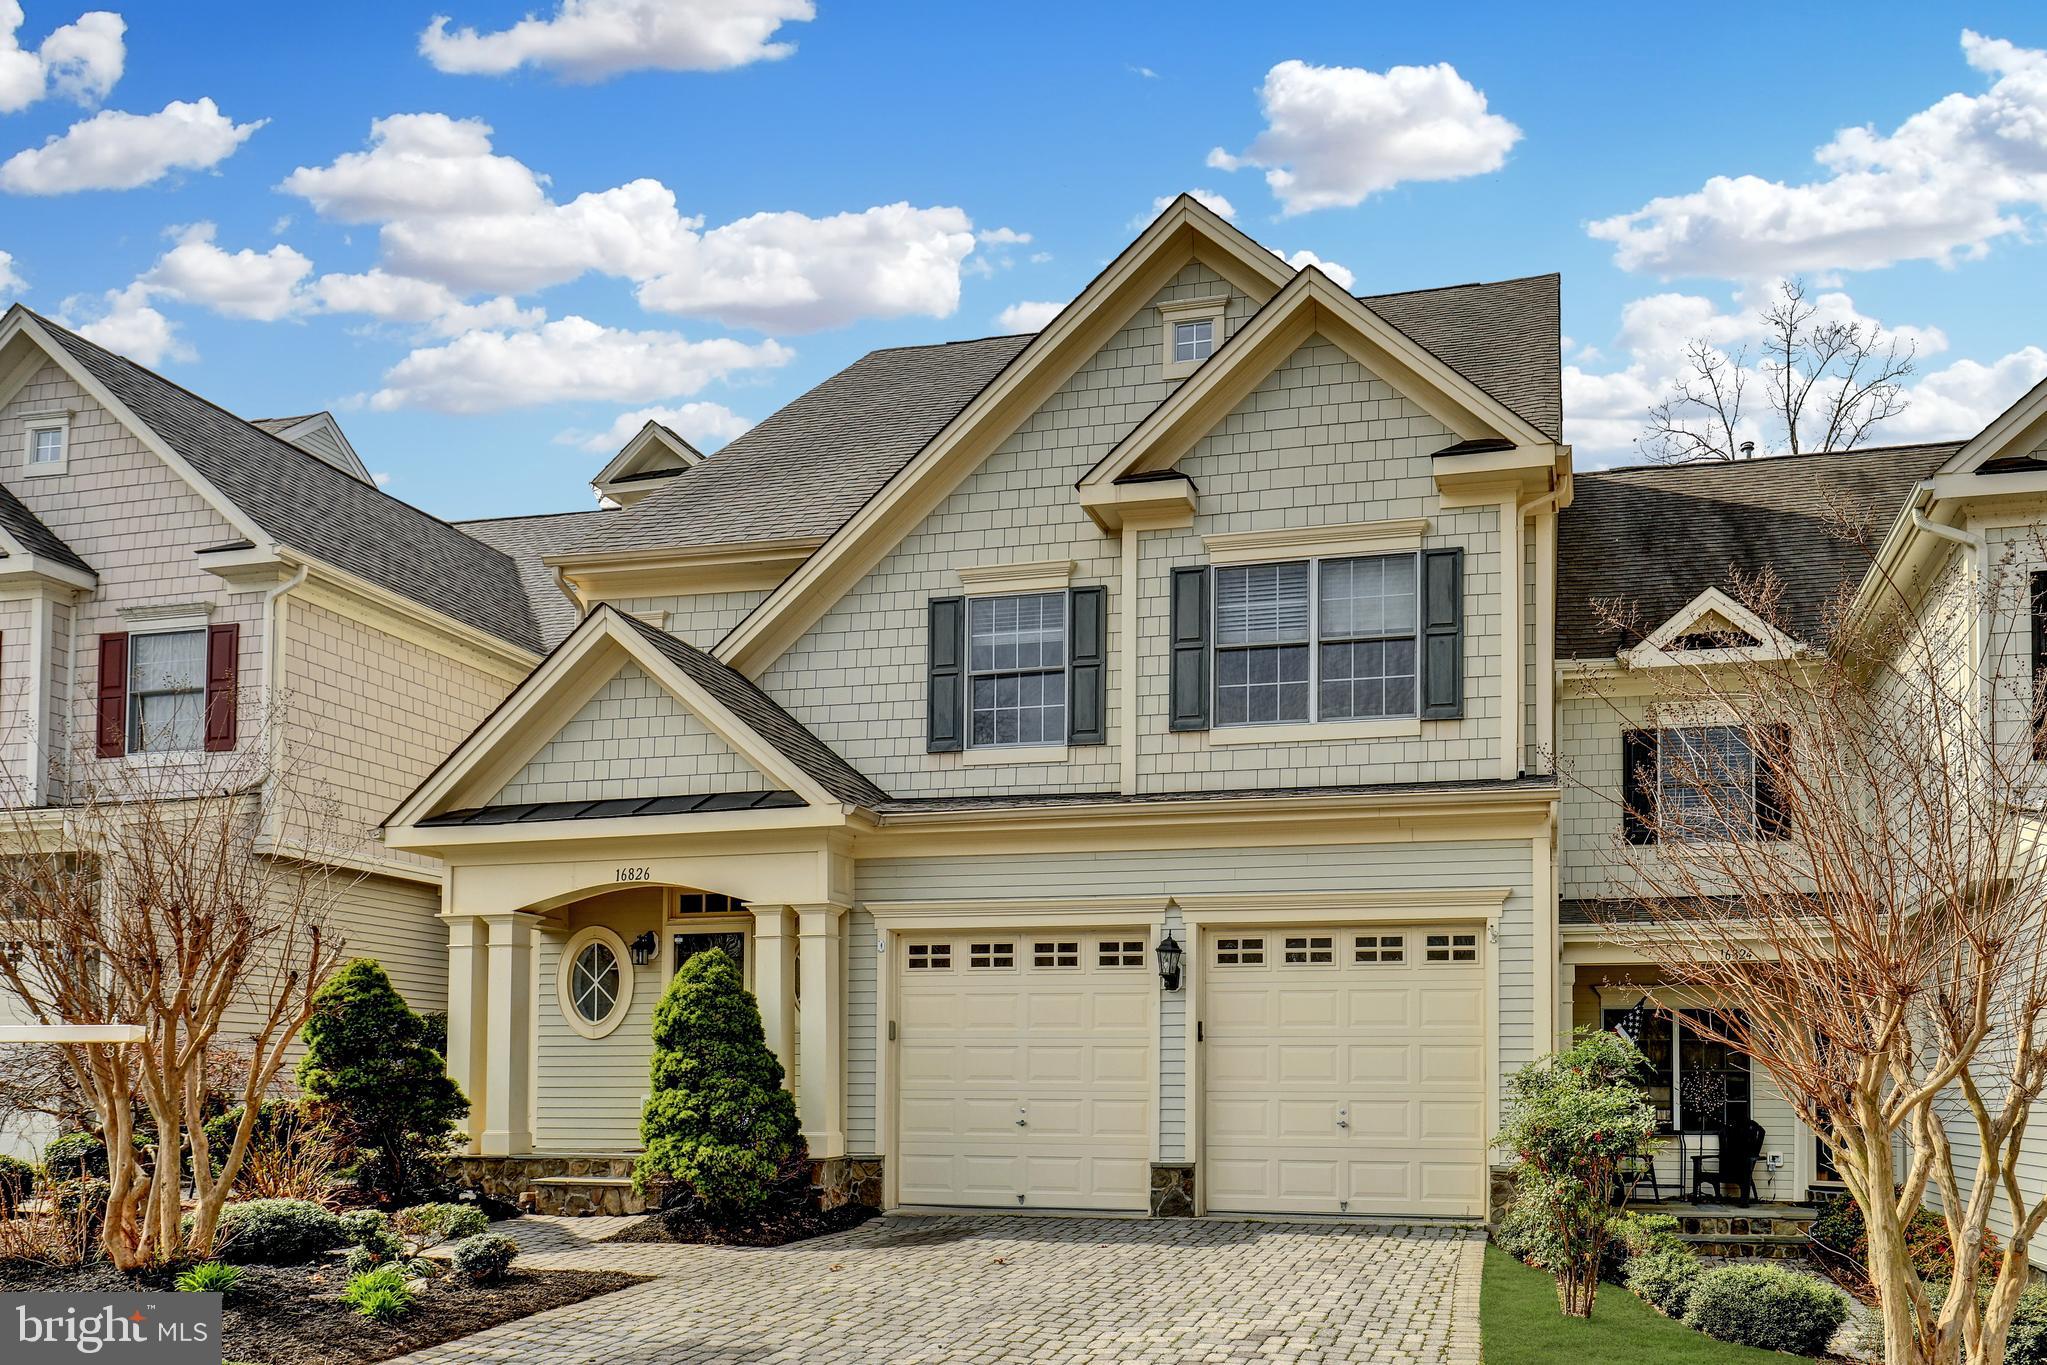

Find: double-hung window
<box><xmin>1657</xmin><ymin>725</ymin><xmax>1755</xmax><ymax>841</ymax></box>
<box><xmin>127</xmin><ymin>628</ymin><xmax>206</xmax><ymax>754</ymax></box>
<box><xmin>1214</xmin><ymin>554</ymin><xmax>1418</xmax><ymax>726</ymax></box>
<box><xmin>968</xmin><ymin>592</ymin><xmax>1066</xmax><ymax>747</ymax></box>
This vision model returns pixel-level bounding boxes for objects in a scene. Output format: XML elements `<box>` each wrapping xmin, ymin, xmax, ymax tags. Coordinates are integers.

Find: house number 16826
<box><xmin>614</xmin><ymin>866</ymin><xmax>652</xmax><ymax>882</ymax></box>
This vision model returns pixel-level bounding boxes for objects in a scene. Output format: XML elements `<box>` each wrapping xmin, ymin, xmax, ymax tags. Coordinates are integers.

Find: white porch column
<box><xmin>1559</xmin><ymin>962</ymin><xmax>1579</xmax><ymax>1053</ymax></box>
<box><xmin>479</xmin><ymin>911</ymin><xmax>534</xmax><ymax>1156</ymax></box>
<box><xmin>748</xmin><ymin>904</ymin><xmax>797</xmax><ymax>1089</ymax></box>
<box><xmin>794</xmin><ymin>903</ymin><xmax>847</xmax><ymax>1159</ymax></box>
<box><xmin>443</xmin><ymin>914</ymin><xmax>490</xmax><ymax>1155</ymax></box>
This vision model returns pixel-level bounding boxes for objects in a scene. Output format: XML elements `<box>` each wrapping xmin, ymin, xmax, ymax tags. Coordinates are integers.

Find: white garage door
<box><xmin>896</xmin><ymin>931</ymin><xmax>1153</xmax><ymax>1211</ymax></box>
<box><xmin>1204</xmin><ymin>925</ymin><xmax>1488</xmax><ymax>1217</ymax></box>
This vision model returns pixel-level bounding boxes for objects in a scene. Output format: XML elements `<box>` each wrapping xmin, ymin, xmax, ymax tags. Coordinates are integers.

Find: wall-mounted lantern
<box><xmin>1155</xmin><ymin>931</ymin><xmax>1185</xmax><ymax>992</ymax></box>
<box><xmin>627</xmin><ymin>930</ymin><xmax>658</xmax><ymax>967</ymax></box>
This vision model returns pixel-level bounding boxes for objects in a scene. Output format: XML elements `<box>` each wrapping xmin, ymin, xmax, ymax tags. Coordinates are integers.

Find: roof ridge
<box><xmin>453</xmin><ymin>507</ymin><xmax>611</xmax><ymax>526</ymax></box>
<box><xmin>1356</xmin><ymin>271</ymin><xmax>1560</xmax><ymax>304</ymax></box>
<box><xmin>864</xmin><ymin>331</ymin><xmax>1036</xmax><ymax>354</ymax></box>
<box><xmin>23</xmin><ymin>307</ymin><xmax>527</xmax><ymax>570</ymax></box>
<box><xmin>1585</xmin><ymin>439</ymin><xmax>1969</xmax><ymax>479</ymax></box>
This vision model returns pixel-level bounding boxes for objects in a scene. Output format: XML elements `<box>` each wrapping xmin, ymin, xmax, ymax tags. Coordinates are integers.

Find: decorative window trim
<box><xmin>954</xmin><ymin>560</ymin><xmax>1075</xmax><ymax>595</ymax></box>
<box><xmin>1206</xmin><ymin>717</ymin><xmax>1421</xmax><ymax>746</ymax></box>
<box><xmin>22</xmin><ymin>412</ymin><xmax>70</xmax><ymax>477</ymax></box>
<box><xmin>1203</xmin><ymin>518</ymin><xmax>1429</xmax><ymax>566</ymax></box>
<box><xmin>959</xmin><ymin>742</ymin><xmax>1069</xmax><ymax>766</ymax></box>
<box><xmin>1158</xmin><ymin>295</ymin><xmax>1228</xmax><ymax>379</ymax></box>
<box><xmin>557</xmin><ymin>925</ymin><xmax>634</xmax><ymax>1039</ymax></box>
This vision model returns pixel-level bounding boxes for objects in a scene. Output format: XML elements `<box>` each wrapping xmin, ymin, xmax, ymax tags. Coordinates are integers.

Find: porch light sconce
<box><xmin>1155</xmin><ymin>931</ymin><xmax>1184</xmax><ymax>992</ymax></box>
<box><xmin>627</xmin><ymin>931</ymin><xmax>658</xmax><ymax>967</ymax></box>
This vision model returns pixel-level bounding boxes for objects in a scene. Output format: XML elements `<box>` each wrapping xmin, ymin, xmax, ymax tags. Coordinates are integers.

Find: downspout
<box><xmin>259</xmin><ymin>559</ymin><xmax>310</xmax><ymax>848</ymax></box>
<box><xmin>552</xmin><ymin>565</ymin><xmax>589</xmax><ymax>621</ymax></box>
<box><xmin>1910</xmin><ymin>500</ymin><xmax>1987</xmax><ymax>687</ymax></box>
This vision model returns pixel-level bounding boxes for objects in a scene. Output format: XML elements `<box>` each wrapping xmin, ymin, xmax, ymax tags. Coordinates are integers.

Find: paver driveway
<box><xmin>397</xmin><ymin>1212</ymin><xmax>1482</xmax><ymax>1365</ymax></box>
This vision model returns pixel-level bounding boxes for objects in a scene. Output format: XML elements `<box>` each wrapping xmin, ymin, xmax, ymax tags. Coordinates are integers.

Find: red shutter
<box><xmin>204</xmin><ymin>622</ymin><xmax>239</xmax><ymax>752</ymax></box>
<box><xmin>95</xmin><ymin>633</ymin><xmax>128</xmax><ymax>758</ymax></box>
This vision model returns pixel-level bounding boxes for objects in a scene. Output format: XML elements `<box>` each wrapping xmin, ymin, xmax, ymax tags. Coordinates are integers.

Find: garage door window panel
<box><xmin>1215</xmin><ymin>936</ymin><xmax>1266</xmax><ymax>966</ymax></box>
<box><xmin>1354</xmin><ymin>933</ymin><xmax>1405</xmax><ymax>963</ymax></box>
<box><xmin>1033</xmin><ymin>940</ymin><xmax>1079</xmax><ymax>969</ymax></box>
<box><xmin>1425</xmin><ymin>932</ymin><xmax>1478</xmax><ymax>963</ymax></box>
<box><xmin>967</xmin><ymin>941</ymin><xmax>1016</xmax><ymax>970</ymax></box>
<box><xmin>1097</xmin><ymin>939</ymin><xmax>1144</xmax><ymax>968</ymax></box>
<box><xmin>907</xmin><ymin>942</ymin><xmax>953</xmax><ymax>971</ymax></box>
<box><xmin>1283</xmin><ymin>935</ymin><xmax>1334</xmax><ymax>964</ymax></box>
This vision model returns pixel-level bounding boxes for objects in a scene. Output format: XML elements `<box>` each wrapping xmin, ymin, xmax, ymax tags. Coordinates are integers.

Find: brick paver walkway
<box><xmin>397</xmin><ymin>1213</ymin><xmax>1482</xmax><ymax>1364</ymax></box>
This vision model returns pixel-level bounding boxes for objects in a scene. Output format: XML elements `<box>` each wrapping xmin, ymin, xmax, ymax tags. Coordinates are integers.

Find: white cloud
<box><xmin>278</xmin><ymin>113</ymin><xmax>547</xmax><ymax>222</ymax></box>
<box><xmin>976</xmin><ymin>227</ymin><xmax>1031</xmax><ymax>246</ymax></box>
<box><xmin>1208</xmin><ymin>59</ymin><xmax>1520</xmax><ymax>215</ymax></box>
<box><xmin>634</xmin><ymin>203</ymin><xmax>979</xmax><ymax>331</ymax></box>
<box><xmin>1128</xmin><ymin>64</ymin><xmax>1157</xmax><ymax>80</ymax></box>
<box><xmin>1562</xmin><ymin>284</ymin><xmax>2022</xmax><ymax>465</ymax></box>
<box><xmin>1589</xmin><ymin>31</ymin><xmax>2047</xmax><ymax>278</ymax></box>
<box><xmin>370</xmin><ymin>471</ymin><xmax>392</xmax><ymax>487</ymax></box>
<box><xmin>286</xmin><ymin>117</ymin><xmax>988</xmax><ymax>331</ymax></box>
<box><xmin>995</xmin><ymin>299</ymin><xmax>1062</xmax><ymax>332</ymax></box>
<box><xmin>0</xmin><ymin>3</ymin><xmax>123</xmax><ymax>113</ymax></box>
<box><xmin>0</xmin><ymin>247</ymin><xmax>21</xmax><ymax>294</ymax></box>
<box><xmin>65</xmin><ymin>281</ymin><xmax>188</xmax><ymax>365</ymax></box>
<box><xmin>0</xmin><ymin>97</ymin><xmax>264</xmax><ymax>194</ymax></box>
<box><xmin>141</xmin><ymin>223</ymin><xmax>312</xmax><ymax>322</ymax></box>
<box><xmin>367</xmin><ymin>315</ymin><xmax>792</xmax><ymax>412</ymax></box>
<box><xmin>559</xmin><ymin>402</ymin><xmax>753</xmax><ymax>454</ymax></box>
<box><xmin>420</xmin><ymin>0</ymin><xmax>813</xmax><ymax>79</ymax></box>
<box><xmin>311</xmin><ymin>269</ymin><xmax>542</xmax><ymax>336</ymax></box>
<box><xmin>1277</xmin><ymin>248</ymin><xmax>1353</xmax><ymax>290</ymax></box>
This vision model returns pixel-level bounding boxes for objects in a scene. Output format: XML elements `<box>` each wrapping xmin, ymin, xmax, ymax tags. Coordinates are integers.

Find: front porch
<box><xmin>1624</xmin><ymin>1195</ymin><xmax>1818</xmax><ymax>1260</ymax></box>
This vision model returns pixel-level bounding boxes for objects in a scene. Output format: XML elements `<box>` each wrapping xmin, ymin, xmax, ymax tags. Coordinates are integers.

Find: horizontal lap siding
<box><xmin>531</xmin><ymin>891</ymin><xmax>664</xmax><ymax>1153</ymax></box>
<box><xmin>846</xmin><ymin>910</ymin><xmax>878</xmax><ymax>1151</ymax></box>
<box><xmin>332</xmin><ymin>874</ymin><xmax>448</xmax><ymax>1014</ymax></box>
<box><xmin>854</xmin><ymin>840</ymin><xmax>1536</xmax><ymax>1157</ymax></box>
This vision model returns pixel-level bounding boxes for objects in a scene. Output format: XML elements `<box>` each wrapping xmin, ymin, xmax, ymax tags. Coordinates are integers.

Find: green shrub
<box><xmin>0</xmin><ymin>1153</ymin><xmax>34</xmax><ymax>1217</ymax></box>
<box><xmin>201</xmin><ymin>1100</ymin><xmax>301</xmax><ymax>1170</ymax></box>
<box><xmin>633</xmin><ymin>948</ymin><xmax>801</xmax><ymax>1224</ymax></box>
<box><xmin>296</xmin><ymin>960</ymin><xmax>468</xmax><ymax>1202</ymax></box>
<box><xmin>341</xmin><ymin>1265</ymin><xmax>416</xmax><ymax>1322</ymax></box>
<box><xmin>1493</xmin><ymin>1030</ymin><xmax>1660</xmax><ymax>1318</ymax></box>
<box><xmin>52</xmin><ymin>1175</ymin><xmax>110</xmax><ymax>1229</ymax></box>
<box><xmin>43</xmin><ymin>1131</ymin><xmax>109</xmax><ymax>1178</ymax></box>
<box><xmin>1683</xmin><ymin>1263</ymin><xmax>1848</xmax><ymax>1356</ymax></box>
<box><xmin>2006</xmin><ymin>1283</ymin><xmax>2047</xmax><ymax>1365</ymax></box>
<box><xmin>339</xmin><ymin>1209</ymin><xmax>399</xmax><ymax>1254</ymax></box>
<box><xmin>1809</xmin><ymin>1192</ymin><xmax>2002</xmax><ymax>1286</ymax></box>
<box><xmin>392</xmin><ymin>1202</ymin><xmax>487</xmax><ymax>1250</ymax></box>
<box><xmin>175</xmin><ymin>1262</ymin><xmax>244</xmax><ymax>1297</ymax></box>
<box><xmin>214</xmin><ymin>1198</ymin><xmax>344</xmax><ymax>1264</ymax></box>
<box><xmin>1624</xmin><ymin>1244</ymin><xmax>1705</xmax><ymax>1318</ymax></box>
<box><xmin>449</xmin><ymin>1232</ymin><xmax>518</xmax><ymax>1283</ymax></box>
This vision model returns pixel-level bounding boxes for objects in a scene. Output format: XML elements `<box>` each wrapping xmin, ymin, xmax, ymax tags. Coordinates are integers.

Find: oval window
<box><xmin>558</xmin><ymin>926</ymin><xmax>633</xmax><ymax>1038</ymax></box>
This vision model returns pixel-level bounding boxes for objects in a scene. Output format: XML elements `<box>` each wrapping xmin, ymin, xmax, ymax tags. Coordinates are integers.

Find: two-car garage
<box><xmin>887</xmin><ymin>921</ymin><xmax>1490</xmax><ymax>1219</ymax></box>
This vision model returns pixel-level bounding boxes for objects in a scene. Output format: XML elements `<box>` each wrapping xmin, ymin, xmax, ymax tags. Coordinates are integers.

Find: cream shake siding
<box><xmin>848</xmin><ymin>840</ymin><xmax>1535</xmax><ymax>1156</ymax></box>
<box><xmin>281</xmin><ymin>598</ymin><xmax>510</xmax><ymax>875</ymax></box>
<box><xmin>0</xmin><ymin>361</ymin><xmax>265</xmax><ymax>769</ymax></box>
<box><xmin>1144</xmin><ymin>337</ymin><xmax>1500</xmax><ymax>789</ymax></box>
<box><xmin>493</xmin><ymin>662</ymin><xmax>765</xmax><ymax>805</ymax></box>
<box><xmin>614</xmin><ymin>591</ymin><xmax>767</xmax><ymax>651</ymax></box>
<box><xmin>1557</xmin><ymin>692</ymin><xmax>1632</xmax><ymax>900</ymax></box>
<box><xmin>760</xmin><ymin>264</ymin><xmax>1255</xmax><ymax>796</ymax></box>
<box><xmin>0</xmin><ymin>601</ymin><xmax>32</xmax><ymax>794</ymax></box>
<box><xmin>532</xmin><ymin>889</ymin><xmax>664</xmax><ymax>1151</ymax></box>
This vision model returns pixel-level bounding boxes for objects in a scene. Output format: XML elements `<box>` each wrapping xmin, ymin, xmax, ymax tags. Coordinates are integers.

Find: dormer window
<box><xmin>23</xmin><ymin>414</ymin><xmax>68</xmax><ymax>475</ymax></box>
<box><xmin>1158</xmin><ymin>295</ymin><xmax>1229</xmax><ymax>379</ymax></box>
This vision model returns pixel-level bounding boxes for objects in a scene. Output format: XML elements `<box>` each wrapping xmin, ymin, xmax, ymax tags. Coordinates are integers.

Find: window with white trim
<box><xmin>1033</xmin><ymin>940</ymin><xmax>1079</xmax><ymax>968</ymax></box>
<box><xmin>1424</xmin><ymin>932</ymin><xmax>1478</xmax><ymax>963</ymax></box>
<box><xmin>1172</xmin><ymin>318</ymin><xmax>1214</xmax><ymax>365</ymax></box>
<box><xmin>1214</xmin><ymin>554</ymin><xmax>1419</xmax><ymax>726</ymax></box>
<box><xmin>1215</xmin><ymin>936</ymin><xmax>1265</xmax><ymax>966</ymax></box>
<box><xmin>1354</xmin><ymin>933</ymin><xmax>1405</xmax><ymax>963</ymax></box>
<box><xmin>1098</xmin><ymin>940</ymin><xmax>1144</xmax><ymax>968</ymax></box>
<box><xmin>1657</xmin><ymin>726</ymin><xmax>1757</xmax><ymax>842</ymax></box>
<box><xmin>568</xmin><ymin>939</ymin><xmax>621</xmax><ymax>1024</ymax></box>
<box><xmin>23</xmin><ymin>415</ymin><xmax>67</xmax><ymax>475</ymax></box>
<box><xmin>127</xmin><ymin>628</ymin><xmax>206</xmax><ymax>754</ymax></box>
<box><xmin>968</xmin><ymin>591</ymin><xmax>1066</xmax><ymax>747</ymax></box>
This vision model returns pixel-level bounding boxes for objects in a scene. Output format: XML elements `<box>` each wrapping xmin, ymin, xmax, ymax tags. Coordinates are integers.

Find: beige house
<box><xmin>0</xmin><ymin>303</ymin><xmax>557</xmax><ymax>1155</ymax></box>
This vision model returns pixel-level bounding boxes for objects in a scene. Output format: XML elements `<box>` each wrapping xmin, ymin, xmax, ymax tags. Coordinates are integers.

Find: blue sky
<box><xmin>2</xmin><ymin>0</ymin><xmax>2044</xmax><ymax>519</ymax></box>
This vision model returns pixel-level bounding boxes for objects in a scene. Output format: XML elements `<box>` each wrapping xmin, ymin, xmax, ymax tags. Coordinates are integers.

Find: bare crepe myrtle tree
<box><xmin>0</xmin><ymin>702</ymin><xmax>354</xmax><ymax>1269</ymax></box>
<box><xmin>1643</xmin><ymin>277</ymin><xmax>1917</xmax><ymax>463</ymax></box>
<box><xmin>1560</xmin><ymin>514</ymin><xmax>2047</xmax><ymax>1365</ymax></box>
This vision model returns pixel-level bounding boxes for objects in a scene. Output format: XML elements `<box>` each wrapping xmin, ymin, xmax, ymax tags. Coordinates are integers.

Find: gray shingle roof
<box><xmin>26</xmin><ymin>309</ymin><xmax>543</xmax><ymax>652</ymax></box>
<box><xmin>454</xmin><ymin>508</ymin><xmax>615</xmax><ymax>649</ymax></box>
<box><xmin>1358</xmin><ymin>273</ymin><xmax>1562</xmax><ymax>443</ymax></box>
<box><xmin>0</xmin><ymin>481</ymin><xmax>91</xmax><ymax>575</ymax></box>
<box><xmin>615</xmin><ymin>609</ymin><xmax>887</xmax><ymax>807</ymax></box>
<box><xmin>1557</xmin><ymin>442</ymin><xmax>1962</xmax><ymax>658</ymax></box>
<box><xmin>565</xmin><ymin>334</ymin><xmax>1032</xmax><ymax>557</ymax></box>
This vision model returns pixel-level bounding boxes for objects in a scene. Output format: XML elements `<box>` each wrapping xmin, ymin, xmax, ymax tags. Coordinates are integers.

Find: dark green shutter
<box><xmin>1622</xmin><ymin>729</ymin><xmax>1657</xmax><ymax>845</ymax></box>
<box><xmin>1754</xmin><ymin>723</ymin><xmax>1791</xmax><ymax>839</ymax></box>
<box><xmin>1067</xmin><ymin>586</ymin><xmax>1107</xmax><ymax>745</ymax></box>
<box><xmin>1419</xmin><ymin>548</ymin><xmax>1464</xmax><ymax>719</ymax></box>
<box><xmin>1169</xmin><ymin>567</ymin><xmax>1209</xmax><ymax>732</ymax></box>
<box><xmin>927</xmin><ymin>596</ymin><xmax>965</xmax><ymax>752</ymax></box>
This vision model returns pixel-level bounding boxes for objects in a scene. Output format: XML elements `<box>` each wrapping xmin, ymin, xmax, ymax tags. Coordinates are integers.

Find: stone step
<box><xmin>1680</xmin><ymin>1233</ymin><xmax>1810</xmax><ymax>1260</ymax></box>
<box><xmin>532</xmin><ymin>1176</ymin><xmax>635</xmax><ymax>1189</ymax></box>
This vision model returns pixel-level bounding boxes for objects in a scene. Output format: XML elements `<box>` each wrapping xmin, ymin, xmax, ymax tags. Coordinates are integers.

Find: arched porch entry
<box><xmin>443</xmin><ymin>851</ymin><xmax>849</xmax><ymax>1168</ymax></box>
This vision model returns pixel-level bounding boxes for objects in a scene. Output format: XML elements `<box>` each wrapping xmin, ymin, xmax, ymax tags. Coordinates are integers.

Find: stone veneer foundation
<box><xmin>452</xmin><ymin>1154</ymin><xmax>886</xmax><ymax>1217</ymax></box>
<box><xmin>1149</xmin><ymin>1163</ymin><xmax>1195</xmax><ymax>1217</ymax></box>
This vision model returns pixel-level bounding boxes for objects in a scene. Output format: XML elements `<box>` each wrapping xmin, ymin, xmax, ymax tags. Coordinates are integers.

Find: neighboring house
<box><xmin>0</xmin><ymin>304</ymin><xmax>547</xmax><ymax>1155</ymax></box>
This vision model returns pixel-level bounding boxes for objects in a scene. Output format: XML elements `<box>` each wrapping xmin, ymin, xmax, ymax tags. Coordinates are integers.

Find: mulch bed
<box><xmin>0</xmin><ymin>1258</ymin><xmax>646</xmax><ymax>1365</ymax></box>
<box><xmin>600</xmin><ymin>1200</ymin><xmax>876</xmax><ymax>1247</ymax></box>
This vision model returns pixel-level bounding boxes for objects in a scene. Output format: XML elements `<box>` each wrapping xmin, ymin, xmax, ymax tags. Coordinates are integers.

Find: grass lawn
<box><xmin>1481</xmin><ymin>1246</ymin><xmax>1819</xmax><ymax>1364</ymax></box>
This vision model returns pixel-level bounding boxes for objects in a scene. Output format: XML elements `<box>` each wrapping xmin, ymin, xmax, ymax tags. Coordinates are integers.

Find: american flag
<box><xmin>1610</xmin><ymin>996</ymin><xmax>1655</xmax><ymax>1047</ymax></box>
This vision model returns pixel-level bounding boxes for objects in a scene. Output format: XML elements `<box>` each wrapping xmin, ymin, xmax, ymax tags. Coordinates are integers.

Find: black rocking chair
<box><xmin>1690</xmin><ymin>1118</ymin><xmax>1766</xmax><ymax>1205</ymax></box>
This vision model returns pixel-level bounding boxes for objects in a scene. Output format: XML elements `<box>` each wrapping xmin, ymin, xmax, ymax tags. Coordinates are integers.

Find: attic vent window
<box><xmin>1669</xmin><ymin>629</ymin><xmax>1760</xmax><ymax>651</ymax></box>
<box><xmin>1172</xmin><ymin>319</ymin><xmax>1214</xmax><ymax>365</ymax></box>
